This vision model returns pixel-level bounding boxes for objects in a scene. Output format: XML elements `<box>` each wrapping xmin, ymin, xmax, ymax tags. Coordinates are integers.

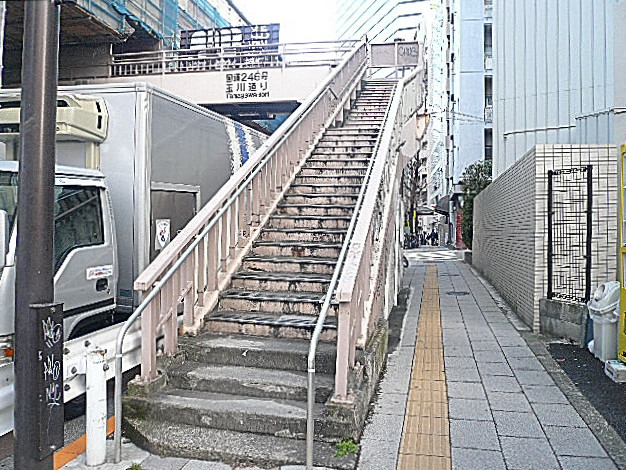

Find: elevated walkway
<box><xmin>85</xmin><ymin>41</ymin><xmax>360</xmax><ymax>115</ymax></box>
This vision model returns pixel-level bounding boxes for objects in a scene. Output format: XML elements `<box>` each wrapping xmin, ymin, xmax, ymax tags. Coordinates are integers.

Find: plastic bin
<box><xmin>587</xmin><ymin>282</ymin><xmax>620</xmax><ymax>362</ymax></box>
<box><xmin>590</xmin><ymin>308</ymin><xmax>618</xmax><ymax>361</ymax></box>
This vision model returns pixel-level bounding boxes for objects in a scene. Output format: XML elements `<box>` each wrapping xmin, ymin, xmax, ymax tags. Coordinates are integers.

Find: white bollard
<box><xmin>86</xmin><ymin>347</ymin><xmax>107</xmax><ymax>466</ymax></box>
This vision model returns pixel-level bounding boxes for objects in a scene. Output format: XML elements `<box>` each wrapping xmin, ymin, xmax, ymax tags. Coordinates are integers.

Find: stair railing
<box><xmin>306</xmin><ymin>67</ymin><xmax>425</xmax><ymax>468</ymax></box>
<box><xmin>112</xmin><ymin>40</ymin><xmax>368</xmax><ymax>463</ymax></box>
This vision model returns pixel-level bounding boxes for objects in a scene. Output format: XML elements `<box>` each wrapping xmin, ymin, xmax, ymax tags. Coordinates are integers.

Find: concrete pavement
<box><xmin>61</xmin><ymin>248</ymin><xmax>625</xmax><ymax>469</ymax></box>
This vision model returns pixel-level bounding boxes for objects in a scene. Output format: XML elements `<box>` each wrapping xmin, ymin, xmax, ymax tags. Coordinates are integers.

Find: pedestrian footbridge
<box><xmin>87</xmin><ymin>40</ymin><xmax>360</xmax><ymax>119</ymax></box>
<box><xmin>113</xmin><ymin>40</ymin><xmax>427</xmax><ymax>468</ymax></box>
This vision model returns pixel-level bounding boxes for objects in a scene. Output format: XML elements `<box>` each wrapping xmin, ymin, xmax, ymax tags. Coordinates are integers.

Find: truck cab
<box><xmin>0</xmin><ymin>161</ymin><xmax>118</xmax><ymax>360</ymax></box>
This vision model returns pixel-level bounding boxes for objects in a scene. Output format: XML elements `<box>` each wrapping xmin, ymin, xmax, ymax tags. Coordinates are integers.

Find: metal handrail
<box><xmin>305</xmin><ymin>67</ymin><xmax>423</xmax><ymax>468</ymax></box>
<box><xmin>110</xmin><ymin>40</ymin><xmax>360</xmax><ymax>76</ymax></box>
<box><xmin>112</xmin><ymin>39</ymin><xmax>368</xmax><ymax>464</ymax></box>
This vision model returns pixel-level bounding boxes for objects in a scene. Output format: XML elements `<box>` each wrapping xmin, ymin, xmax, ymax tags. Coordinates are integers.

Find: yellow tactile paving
<box><xmin>398</xmin><ymin>265</ymin><xmax>452</xmax><ymax>470</ymax></box>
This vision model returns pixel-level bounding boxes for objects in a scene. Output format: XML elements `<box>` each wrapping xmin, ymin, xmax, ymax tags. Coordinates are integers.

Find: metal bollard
<box><xmin>86</xmin><ymin>348</ymin><xmax>107</xmax><ymax>466</ymax></box>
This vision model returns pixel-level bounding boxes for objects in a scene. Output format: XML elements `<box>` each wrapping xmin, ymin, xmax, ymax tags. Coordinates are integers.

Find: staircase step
<box><xmin>294</xmin><ymin>175</ymin><xmax>364</xmax><ymax>186</ymax></box>
<box><xmin>124</xmin><ymin>419</ymin><xmax>358</xmax><ymax>469</ymax></box>
<box><xmin>288</xmin><ymin>183</ymin><xmax>362</xmax><ymax>194</ymax></box>
<box><xmin>276</xmin><ymin>203</ymin><xmax>355</xmax><ymax>216</ymax></box>
<box><xmin>231</xmin><ymin>270</ymin><xmax>332</xmax><ymax>292</ymax></box>
<box><xmin>242</xmin><ymin>255</ymin><xmax>337</xmax><ymax>274</ymax></box>
<box><xmin>305</xmin><ymin>158</ymin><xmax>370</xmax><ymax>168</ymax></box>
<box><xmin>253</xmin><ymin>240</ymin><xmax>343</xmax><ymax>258</ymax></box>
<box><xmin>208</xmin><ymin>310</ymin><xmax>337</xmax><ymax>340</ymax></box>
<box><xmin>125</xmin><ymin>389</ymin><xmax>332</xmax><ymax>439</ymax></box>
<box><xmin>180</xmin><ymin>333</ymin><xmax>338</xmax><ymax>373</ymax></box>
<box><xmin>313</xmin><ymin>146</ymin><xmax>374</xmax><ymax>155</ymax></box>
<box><xmin>298</xmin><ymin>167</ymin><xmax>367</xmax><ymax>177</ymax></box>
<box><xmin>168</xmin><ymin>362</ymin><xmax>335</xmax><ymax>402</ymax></box>
<box><xmin>269</xmin><ymin>214</ymin><xmax>352</xmax><ymax>230</ymax></box>
<box><xmin>260</xmin><ymin>227</ymin><xmax>346</xmax><ymax>243</ymax></box>
<box><xmin>219</xmin><ymin>289</ymin><xmax>325</xmax><ymax>315</ymax></box>
<box><xmin>282</xmin><ymin>193</ymin><xmax>358</xmax><ymax>206</ymax></box>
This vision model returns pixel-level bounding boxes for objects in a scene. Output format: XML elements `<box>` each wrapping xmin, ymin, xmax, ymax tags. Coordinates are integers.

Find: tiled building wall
<box><xmin>474</xmin><ymin>145</ymin><xmax>618</xmax><ymax>331</ymax></box>
<box><xmin>534</xmin><ymin>145</ymin><xmax>618</xmax><ymax>325</ymax></box>
<box><xmin>473</xmin><ymin>149</ymin><xmax>537</xmax><ymax>327</ymax></box>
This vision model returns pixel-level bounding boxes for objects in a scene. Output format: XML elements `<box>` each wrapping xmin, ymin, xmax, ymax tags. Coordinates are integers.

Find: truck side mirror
<box><xmin>0</xmin><ymin>210</ymin><xmax>8</xmax><ymax>269</ymax></box>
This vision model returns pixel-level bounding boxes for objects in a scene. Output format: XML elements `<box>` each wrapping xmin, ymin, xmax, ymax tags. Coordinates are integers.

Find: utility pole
<box><xmin>14</xmin><ymin>1</ymin><xmax>63</xmax><ymax>469</ymax></box>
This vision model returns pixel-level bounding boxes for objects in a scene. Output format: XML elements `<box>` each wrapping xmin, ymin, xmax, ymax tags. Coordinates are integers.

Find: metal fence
<box><xmin>547</xmin><ymin>165</ymin><xmax>593</xmax><ymax>303</ymax></box>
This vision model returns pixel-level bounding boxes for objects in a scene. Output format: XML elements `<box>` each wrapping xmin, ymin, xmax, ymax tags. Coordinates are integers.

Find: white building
<box><xmin>493</xmin><ymin>0</ymin><xmax>620</xmax><ymax>177</ymax></box>
<box><xmin>336</xmin><ymin>0</ymin><xmax>432</xmax><ymax>43</ymax></box>
<box><xmin>428</xmin><ymin>0</ymin><xmax>493</xmax><ymax>246</ymax></box>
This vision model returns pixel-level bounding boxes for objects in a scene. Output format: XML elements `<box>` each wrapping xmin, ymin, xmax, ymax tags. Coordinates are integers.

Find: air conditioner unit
<box><xmin>0</xmin><ymin>93</ymin><xmax>108</xmax><ymax>143</ymax></box>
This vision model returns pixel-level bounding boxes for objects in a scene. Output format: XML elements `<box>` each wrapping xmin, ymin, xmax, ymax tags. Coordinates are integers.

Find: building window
<box><xmin>485</xmin><ymin>129</ymin><xmax>493</xmax><ymax>161</ymax></box>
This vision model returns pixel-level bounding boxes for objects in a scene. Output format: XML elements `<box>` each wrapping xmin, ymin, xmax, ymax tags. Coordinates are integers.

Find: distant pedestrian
<box><xmin>430</xmin><ymin>229</ymin><xmax>438</xmax><ymax>246</ymax></box>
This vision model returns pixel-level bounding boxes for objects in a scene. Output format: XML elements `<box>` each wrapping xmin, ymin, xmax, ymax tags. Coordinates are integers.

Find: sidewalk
<box><xmin>359</xmin><ymin>248</ymin><xmax>624</xmax><ymax>470</ymax></box>
<box><xmin>62</xmin><ymin>249</ymin><xmax>626</xmax><ymax>469</ymax></box>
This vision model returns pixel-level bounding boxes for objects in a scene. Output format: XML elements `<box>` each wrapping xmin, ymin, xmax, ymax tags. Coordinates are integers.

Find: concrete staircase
<box><xmin>124</xmin><ymin>80</ymin><xmax>396</xmax><ymax>469</ymax></box>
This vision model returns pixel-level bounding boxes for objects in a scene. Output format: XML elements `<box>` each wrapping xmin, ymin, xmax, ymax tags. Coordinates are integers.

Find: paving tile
<box><xmin>397</xmin><ymin>454</ymin><xmax>450</xmax><ymax>470</ymax></box>
<box><xmin>556</xmin><ymin>456</ymin><xmax>618</xmax><ymax>470</ymax></box>
<box><xmin>451</xmin><ymin>448</ymin><xmax>506</xmax><ymax>470</ymax></box>
<box><xmin>474</xmin><ymin>350</ymin><xmax>507</xmax><ymax>363</ymax></box>
<box><xmin>497</xmin><ymin>336</ymin><xmax>527</xmax><ymax>347</ymax></box>
<box><xmin>482</xmin><ymin>375</ymin><xmax>522</xmax><ymax>393</ymax></box>
<box><xmin>403</xmin><ymin>415</ymin><xmax>449</xmax><ymax>436</ymax></box>
<box><xmin>371</xmin><ymin>392</ymin><xmax>408</xmax><ymax>416</ymax></box>
<box><xmin>501</xmin><ymin>346</ymin><xmax>535</xmax><ymax>359</ymax></box>
<box><xmin>507</xmin><ymin>356</ymin><xmax>545</xmax><ymax>371</ymax></box>
<box><xmin>470</xmin><ymin>341</ymin><xmax>502</xmax><ymax>352</ymax></box>
<box><xmin>401</xmin><ymin>432</ymin><xmax>451</xmax><ymax>457</ymax></box>
<box><xmin>141</xmin><ymin>455</ymin><xmax>188</xmax><ymax>470</ymax></box>
<box><xmin>181</xmin><ymin>461</ymin><xmax>232</xmax><ymax>470</ymax></box>
<box><xmin>445</xmin><ymin>367</ymin><xmax>481</xmax><ymax>383</ymax></box>
<box><xmin>448</xmin><ymin>398</ymin><xmax>491</xmax><ymax>421</ymax></box>
<box><xmin>446</xmin><ymin>381</ymin><xmax>486</xmax><ymax>400</ymax></box>
<box><xmin>486</xmin><ymin>391</ymin><xmax>532</xmax><ymax>412</ymax></box>
<box><xmin>531</xmin><ymin>403</ymin><xmax>586</xmax><ymax>427</ymax></box>
<box><xmin>357</xmin><ymin>442</ymin><xmax>399</xmax><ymax>470</ymax></box>
<box><xmin>449</xmin><ymin>419</ymin><xmax>500</xmax><ymax>451</ymax></box>
<box><xmin>406</xmin><ymin>400</ymin><xmax>449</xmax><ymax>418</ymax></box>
<box><xmin>363</xmin><ymin>413</ymin><xmax>405</xmax><ymax>442</ymax></box>
<box><xmin>500</xmin><ymin>436</ymin><xmax>560</xmax><ymax>470</ymax></box>
<box><xmin>477</xmin><ymin>362</ymin><xmax>514</xmax><ymax>377</ymax></box>
<box><xmin>492</xmin><ymin>411</ymin><xmax>545</xmax><ymax>438</ymax></box>
<box><xmin>522</xmin><ymin>385</ymin><xmax>569</xmax><ymax>404</ymax></box>
<box><xmin>445</xmin><ymin>356</ymin><xmax>477</xmax><ymax>370</ymax></box>
<box><xmin>514</xmin><ymin>370</ymin><xmax>555</xmax><ymax>386</ymax></box>
<box><xmin>544</xmin><ymin>425</ymin><xmax>608</xmax><ymax>457</ymax></box>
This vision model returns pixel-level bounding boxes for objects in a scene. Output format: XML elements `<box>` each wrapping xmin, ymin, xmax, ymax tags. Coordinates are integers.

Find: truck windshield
<box><xmin>0</xmin><ymin>171</ymin><xmax>18</xmax><ymax>231</ymax></box>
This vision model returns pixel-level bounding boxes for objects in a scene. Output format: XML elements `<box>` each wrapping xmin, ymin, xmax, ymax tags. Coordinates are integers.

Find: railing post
<box><xmin>334</xmin><ymin>300</ymin><xmax>352</xmax><ymax>402</ymax></box>
<box><xmin>140</xmin><ymin>294</ymin><xmax>158</xmax><ymax>381</ymax></box>
<box><xmin>196</xmin><ymin>238</ymin><xmax>206</xmax><ymax>308</ymax></box>
<box><xmin>183</xmin><ymin>257</ymin><xmax>195</xmax><ymax>328</ymax></box>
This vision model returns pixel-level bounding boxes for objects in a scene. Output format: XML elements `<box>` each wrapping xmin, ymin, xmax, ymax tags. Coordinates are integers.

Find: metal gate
<box><xmin>547</xmin><ymin>166</ymin><xmax>593</xmax><ymax>303</ymax></box>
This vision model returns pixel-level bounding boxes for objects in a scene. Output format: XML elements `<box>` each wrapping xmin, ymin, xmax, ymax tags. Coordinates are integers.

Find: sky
<box><xmin>234</xmin><ymin>0</ymin><xmax>337</xmax><ymax>43</ymax></box>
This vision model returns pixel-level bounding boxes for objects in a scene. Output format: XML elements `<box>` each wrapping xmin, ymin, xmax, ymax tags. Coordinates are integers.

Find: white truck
<box><xmin>0</xmin><ymin>82</ymin><xmax>265</xmax><ymax>434</ymax></box>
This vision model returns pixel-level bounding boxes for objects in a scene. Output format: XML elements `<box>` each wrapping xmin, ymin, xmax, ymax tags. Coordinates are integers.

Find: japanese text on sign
<box><xmin>226</xmin><ymin>71</ymin><xmax>270</xmax><ymax>100</ymax></box>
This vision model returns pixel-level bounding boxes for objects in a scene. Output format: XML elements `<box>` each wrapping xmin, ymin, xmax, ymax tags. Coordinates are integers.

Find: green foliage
<box><xmin>461</xmin><ymin>160</ymin><xmax>492</xmax><ymax>249</ymax></box>
<box><xmin>126</xmin><ymin>464</ymin><xmax>142</xmax><ymax>470</ymax></box>
<box><xmin>335</xmin><ymin>437</ymin><xmax>358</xmax><ymax>457</ymax></box>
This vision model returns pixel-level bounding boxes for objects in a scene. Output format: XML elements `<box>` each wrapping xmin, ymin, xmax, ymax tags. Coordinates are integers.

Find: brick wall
<box><xmin>473</xmin><ymin>145</ymin><xmax>618</xmax><ymax>331</ymax></box>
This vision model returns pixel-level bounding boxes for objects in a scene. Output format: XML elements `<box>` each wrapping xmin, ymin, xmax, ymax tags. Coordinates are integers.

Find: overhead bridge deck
<box><xmin>84</xmin><ymin>41</ymin><xmax>359</xmax><ymax>115</ymax></box>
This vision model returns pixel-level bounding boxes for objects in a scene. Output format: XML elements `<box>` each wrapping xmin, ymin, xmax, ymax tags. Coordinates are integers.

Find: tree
<box><xmin>461</xmin><ymin>159</ymin><xmax>492</xmax><ymax>249</ymax></box>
